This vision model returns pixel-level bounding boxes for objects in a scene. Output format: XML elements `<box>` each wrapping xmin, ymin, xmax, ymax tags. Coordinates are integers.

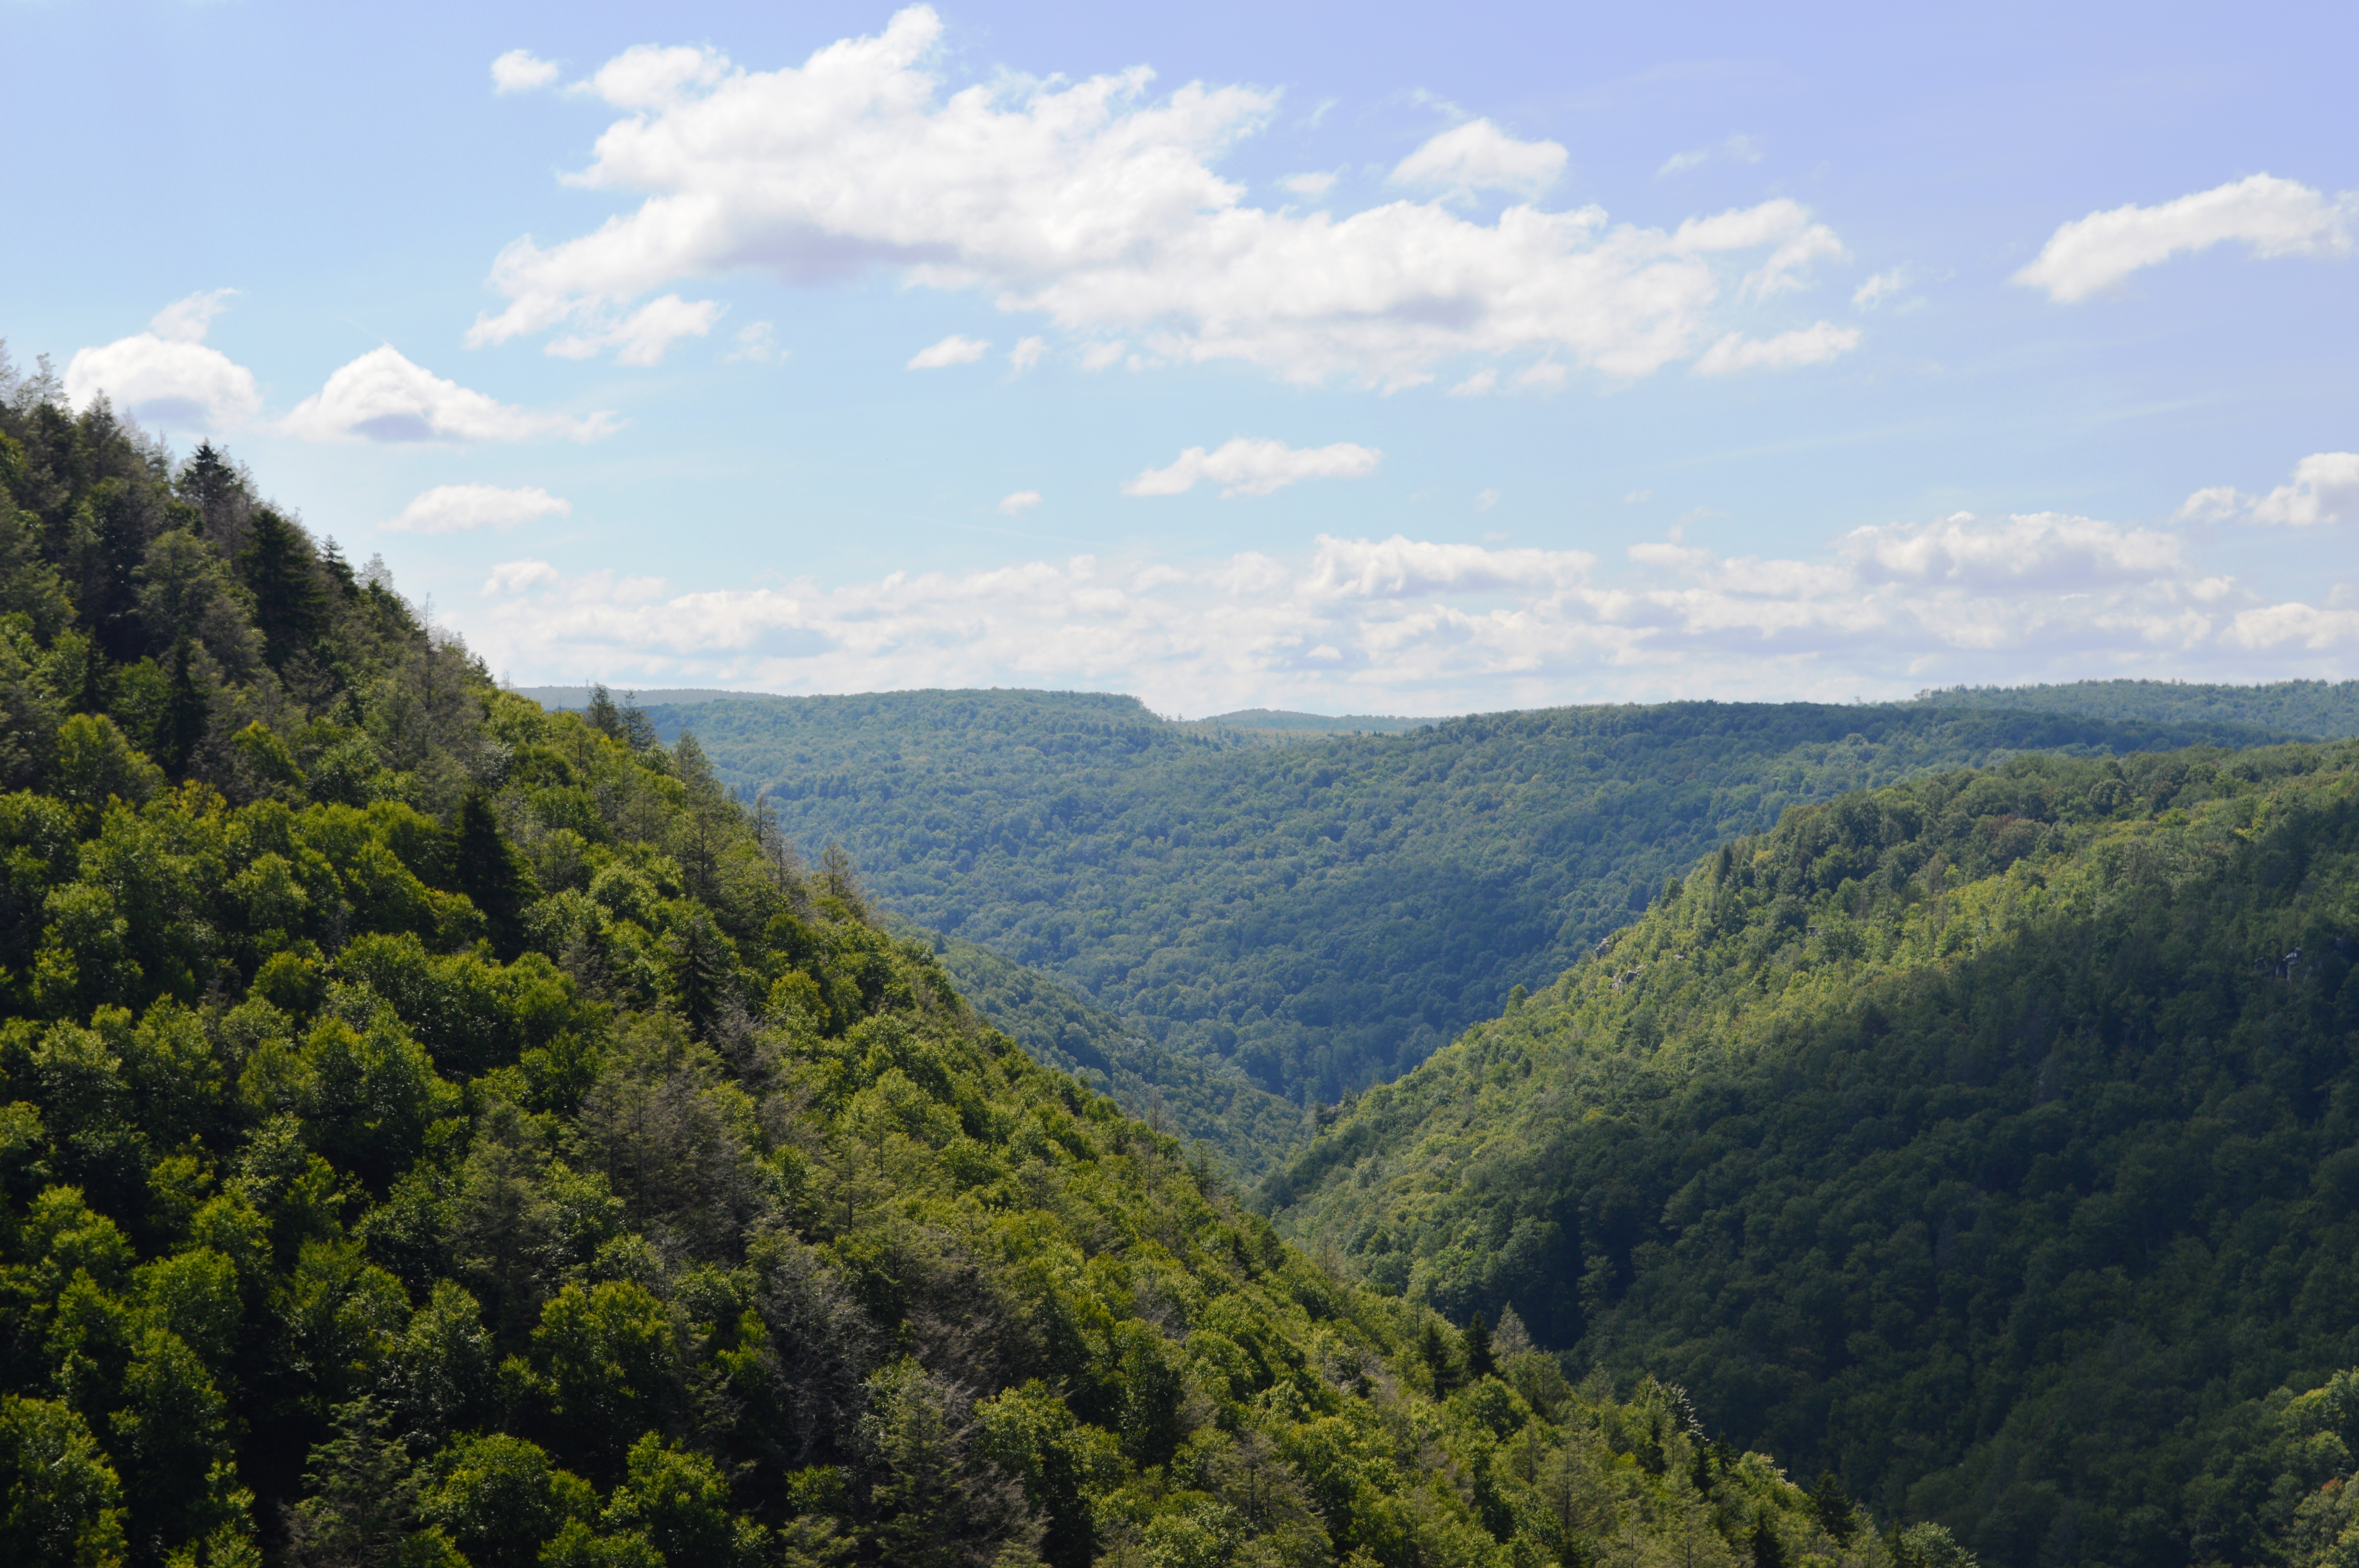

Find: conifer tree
<box><xmin>160</xmin><ymin>635</ymin><xmax>207</xmax><ymax>777</ymax></box>
<box><xmin>454</xmin><ymin>790</ymin><xmax>535</xmax><ymax>960</ymax></box>
<box><xmin>237</xmin><ymin>507</ymin><xmax>325</xmax><ymax>668</ymax></box>
<box><xmin>586</xmin><ymin>683</ymin><xmax>623</xmax><ymax>742</ymax></box>
<box><xmin>1463</xmin><ymin>1310</ymin><xmax>1496</xmax><ymax>1381</ymax></box>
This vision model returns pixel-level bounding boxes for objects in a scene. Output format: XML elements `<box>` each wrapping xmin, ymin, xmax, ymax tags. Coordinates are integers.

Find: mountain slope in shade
<box><xmin>1262</xmin><ymin>741</ymin><xmax>2359</xmax><ymax>1567</ymax></box>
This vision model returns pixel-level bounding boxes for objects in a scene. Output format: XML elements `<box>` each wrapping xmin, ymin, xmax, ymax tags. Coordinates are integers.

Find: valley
<box><xmin>3</xmin><ymin>393</ymin><xmax>2359</xmax><ymax>1568</ymax></box>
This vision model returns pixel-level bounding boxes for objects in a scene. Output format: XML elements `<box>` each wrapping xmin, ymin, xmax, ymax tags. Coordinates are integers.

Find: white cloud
<box><xmin>2182</xmin><ymin>452</ymin><xmax>2359</xmax><ymax>527</ymax></box>
<box><xmin>2014</xmin><ymin>174</ymin><xmax>2356</xmax><ymax>303</ymax></box>
<box><xmin>1389</xmin><ymin>120</ymin><xmax>1567</xmax><ymax>200</ymax></box>
<box><xmin>549</xmin><ymin>294</ymin><xmax>723</xmax><ymax>365</ymax></box>
<box><xmin>64</xmin><ymin>291</ymin><xmax>263</xmax><ymax>430</ymax></box>
<box><xmin>451</xmin><ymin>505</ymin><xmax>2356</xmax><ymax>715</ymax></box>
<box><xmin>492</xmin><ymin>49</ymin><xmax>561</xmax><ymax>93</ymax></box>
<box><xmin>1743</xmin><ymin>225</ymin><xmax>1846</xmax><ymax>298</ymax></box>
<box><xmin>1658</xmin><ymin>134</ymin><xmax>1764</xmax><ymax>178</ymax></box>
<box><xmin>1079</xmin><ymin>340</ymin><xmax>1128</xmax><ymax>371</ymax></box>
<box><xmin>577</xmin><ymin>43</ymin><xmax>730</xmax><ymax>109</ymax></box>
<box><xmin>1853</xmin><ymin>268</ymin><xmax>1910</xmax><ymax>308</ymax></box>
<box><xmin>1009</xmin><ymin>336</ymin><xmax>1047</xmax><ymax>372</ymax></box>
<box><xmin>2250</xmin><ymin>452</ymin><xmax>2359</xmax><ymax>528</ymax></box>
<box><xmin>1841</xmin><ymin>510</ymin><xmax>2183</xmax><ymax>593</ymax></box>
<box><xmin>280</xmin><ymin>346</ymin><xmax>620</xmax><ymax>443</ymax></box>
<box><xmin>470</xmin><ymin>7</ymin><xmax>1849</xmax><ymax>385</ymax></box>
<box><xmin>151</xmin><ymin>288</ymin><xmax>238</xmax><ymax>343</ymax></box>
<box><xmin>727</xmin><ymin>321</ymin><xmax>785</xmax><ymax>362</ymax></box>
<box><xmin>1447</xmin><ymin>368</ymin><xmax>1497</xmax><ymax>397</ymax></box>
<box><xmin>485</xmin><ymin>559</ymin><xmax>562</xmax><ymax>594</ymax></box>
<box><xmin>1278</xmin><ymin>170</ymin><xmax>1337</xmax><ymax>200</ymax></box>
<box><xmin>1125</xmin><ymin>437</ymin><xmax>1381</xmax><ymax>498</ymax></box>
<box><xmin>389</xmin><ymin>484</ymin><xmax>572</xmax><ymax>534</ymax></box>
<box><xmin>1692</xmin><ymin>322</ymin><xmax>1859</xmax><ymax>375</ymax></box>
<box><xmin>998</xmin><ymin>489</ymin><xmax>1043</xmax><ymax>516</ymax></box>
<box><xmin>908</xmin><ymin>333</ymin><xmax>990</xmax><ymax>369</ymax></box>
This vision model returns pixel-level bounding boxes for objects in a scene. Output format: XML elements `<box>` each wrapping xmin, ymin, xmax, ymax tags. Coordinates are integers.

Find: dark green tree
<box><xmin>175</xmin><ymin>441</ymin><xmax>247</xmax><ymax>538</ymax></box>
<box><xmin>159</xmin><ymin>635</ymin><xmax>208</xmax><ymax>777</ymax></box>
<box><xmin>284</xmin><ymin>1400</ymin><xmax>445</xmax><ymax>1568</ymax></box>
<box><xmin>1810</xmin><ymin>1472</ymin><xmax>1856</xmax><ymax>1543</ymax></box>
<box><xmin>237</xmin><ymin>506</ymin><xmax>325</xmax><ymax>668</ymax></box>
<box><xmin>454</xmin><ymin>790</ymin><xmax>536</xmax><ymax>960</ymax></box>
<box><xmin>1464</xmin><ymin>1310</ymin><xmax>1496</xmax><ymax>1382</ymax></box>
<box><xmin>1419</xmin><ymin>1319</ymin><xmax>1458</xmax><ymax>1396</ymax></box>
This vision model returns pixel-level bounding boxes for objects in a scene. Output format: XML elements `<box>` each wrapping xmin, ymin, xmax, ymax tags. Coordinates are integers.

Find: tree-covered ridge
<box><xmin>1910</xmin><ymin>679</ymin><xmax>2359</xmax><ymax>741</ymax></box>
<box><xmin>0</xmin><ymin>381</ymin><xmax>1916</xmax><ymax>1568</ymax></box>
<box><xmin>1262</xmin><ymin>741</ymin><xmax>2359</xmax><ymax>1567</ymax></box>
<box><xmin>651</xmin><ymin>688</ymin><xmax>2290</xmax><ymax>1116</ymax></box>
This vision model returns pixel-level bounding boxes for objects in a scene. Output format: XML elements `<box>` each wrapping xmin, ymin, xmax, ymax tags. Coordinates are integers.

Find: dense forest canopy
<box><xmin>1261</xmin><ymin>740</ymin><xmax>2359</xmax><ymax>1568</ymax></box>
<box><xmin>627</xmin><ymin>689</ymin><xmax>2290</xmax><ymax>1120</ymax></box>
<box><xmin>1909</xmin><ymin>681</ymin><xmax>2359</xmax><ymax>741</ymax></box>
<box><xmin>0</xmin><ymin>360</ymin><xmax>1952</xmax><ymax>1568</ymax></box>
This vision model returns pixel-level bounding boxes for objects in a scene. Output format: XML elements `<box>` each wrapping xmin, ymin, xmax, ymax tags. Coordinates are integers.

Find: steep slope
<box><xmin>920</xmin><ymin>931</ymin><xmax>1310</xmax><ymax>1179</ymax></box>
<box><xmin>0</xmin><ymin>393</ymin><xmax>1906</xmax><ymax>1568</ymax></box>
<box><xmin>1262</xmin><ymin>742</ymin><xmax>2359</xmax><ymax>1567</ymax></box>
<box><xmin>644</xmin><ymin>689</ymin><xmax>2276</xmax><ymax>1111</ymax></box>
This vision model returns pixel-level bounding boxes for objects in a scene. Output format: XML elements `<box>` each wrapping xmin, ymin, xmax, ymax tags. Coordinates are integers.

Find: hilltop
<box><xmin>1260</xmin><ymin>740</ymin><xmax>2359</xmax><ymax>1566</ymax></box>
<box><xmin>1912</xmin><ymin>679</ymin><xmax>2359</xmax><ymax>740</ymax></box>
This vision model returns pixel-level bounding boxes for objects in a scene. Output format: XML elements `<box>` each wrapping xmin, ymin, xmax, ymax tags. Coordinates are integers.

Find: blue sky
<box><xmin>8</xmin><ymin>0</ymin><xmax>2355</xmax><ymax>713</ymax></box>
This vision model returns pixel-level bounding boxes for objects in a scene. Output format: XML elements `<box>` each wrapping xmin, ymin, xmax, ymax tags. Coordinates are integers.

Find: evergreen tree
<box><xmin>236</xmin><ymin>507</ymin><xmax>325</xmax><ymax>668</ymax></box>
<box><xmin>1463</xmin><ymin>1310</ymin><xmax>1495</xmax><ymax>1382</ymax></box>
<box><xmin>284</xmin><ymin>1401</ymin><xmax>444</xmax><ymax>1568</ymax></box>
<box><xmin>1811</xmin><ymin>1472</ymin><xmax>1857</xmax><ymax>1543</ymax></box>
<box><xmin>670</xmin><ymin>905</ymin><xmax>732</xmax><ymax>1040</ymax></box>
<box><xmin>175</xmin><ymin>441</ymin><xmax>246</xmax><ymax>539</ymax></box>
<box><xmin>620</xmin><ymin>692</ymin><xmax>657</xmax><ymax>753</ymax></box>
<box><xmin>160</xmin><ymin>635</ymin><xmax>207</xmax><ymax>777</ymax></box>
<box><xmin>1419</xmin><ymin>1319</ymin><xmax>1458</xmax><ymax>1396</ymax></box>
<box><xmin>454</xmin><ymin>790</ymin><xmax>535</xmax><ymax>960</ymax></box>
<box><xmin>586</xmin><ymin>683</ymin><xmax>623</xmax><ymax>742</ymax></box>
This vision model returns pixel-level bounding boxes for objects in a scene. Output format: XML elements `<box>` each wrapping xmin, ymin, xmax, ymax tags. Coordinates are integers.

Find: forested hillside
<box><xmin>1261</xmin><ymin>740</ymin><xmax>2359</xmax><ymax>1567</ymax></box>
<box><xmin>919</xmin><ymin>932</ymin><xmax>1310</xmax><ymax>1178</ymax></box>
<box><xmin>638</xmin><ymin>689</ymin><xmax>2282</xmax><ymax>1115</ymax></box>
<box><xmin>0</xmin><ymin>374</ymin><xmax>1921</xmax><ymax>1568</ymax></box>
<box><xmin>1912</xmin><ymin>679</ymin><xmax>2359</xmax><ymax>740</ymax></box>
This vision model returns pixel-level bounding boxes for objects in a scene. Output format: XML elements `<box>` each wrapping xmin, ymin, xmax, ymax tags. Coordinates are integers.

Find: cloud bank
<box><xmin>469</xmin><ymin>6</ymin><xmax>1852</xmax><ymax>386</ymax></box>
<box><xmin>459</xmin><ymin>508</ymin><xmax>2356</xmax><ymax>715</ymax></box>
<box><xmin>2016</xmin><ymin>174</ymin><xmax>2356</xmax><ymax>302</ymax></box>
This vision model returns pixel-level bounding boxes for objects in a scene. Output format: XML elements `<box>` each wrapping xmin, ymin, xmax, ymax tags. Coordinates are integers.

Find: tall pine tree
<box><xmin>237</xmin><ymin>507</ymin><xmax>325</xmax><ymax>668</ymax></box>
<box><xmin>454</xmin><ymin>790</ymin><xmax>536</xmax><ymax>960</ymax></box>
